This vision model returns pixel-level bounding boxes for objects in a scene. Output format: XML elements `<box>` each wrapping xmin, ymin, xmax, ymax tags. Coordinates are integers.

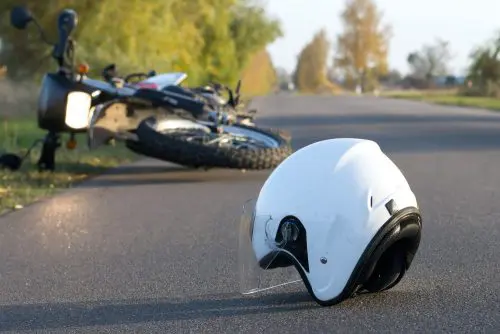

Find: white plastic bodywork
<box><xmin>140</xmin><ymin>72</ymin><xmax>188</xmax><ymax>89</ymax></box>
<box><xmin>64</xmin><ymin>91</ymin><xmax>92</xmax><ymax>130</ymax></box>
<box><xmin>81</xmin><ymin>72</ymin><xmax>187</xmax><ymax>97</ymax></box>
<box><xmin>246</xmin><ymin>138</ymin><xmax>419</xmax><ymax>302</ymax></box>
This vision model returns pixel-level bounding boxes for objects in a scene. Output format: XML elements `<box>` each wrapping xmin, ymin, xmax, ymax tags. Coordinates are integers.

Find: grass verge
<box><xmin>0</xmin><ymin>117</ymin><xmax>138</xmax><ymax>216</ymax></box>
<box><xmin>381</xmin><ymin>89</ymin><xmax>500</xmax><ymax>111</ymax></box>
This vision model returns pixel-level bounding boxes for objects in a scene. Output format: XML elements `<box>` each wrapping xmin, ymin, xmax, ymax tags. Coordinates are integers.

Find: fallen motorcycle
<box><xmin>0</xmin><ymin>6</ymin><xmax>292</xmax><ymax>172</ymax></box>
<box><xmin>96</xmin><ymin>64</ymin><xmax>257</xmax><ymax>126</ymax></box>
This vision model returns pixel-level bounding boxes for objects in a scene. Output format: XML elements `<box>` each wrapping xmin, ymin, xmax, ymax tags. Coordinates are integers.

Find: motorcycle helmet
<box><xmin>238</xmin><ymin>138</ymin><xmax>422</xmax><ymax>306</ymax></box>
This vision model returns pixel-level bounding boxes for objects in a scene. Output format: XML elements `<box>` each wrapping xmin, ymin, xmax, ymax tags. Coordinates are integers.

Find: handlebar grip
<box><xmin>53</xmin><ymin>9</ymin><xmax>78</xmax><ymax>62</ymax></box>
<box><xmin>102</xmin><ymin>63</ymin><xmax>117</xmax><ymax>81</ymax></box>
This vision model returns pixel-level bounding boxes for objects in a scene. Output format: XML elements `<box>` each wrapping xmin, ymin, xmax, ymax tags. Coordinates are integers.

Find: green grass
<box><xmin>381</xmin><ymin>89</ymin><xmax>500</xmax><ymax>111</ymax></box>
<box><xmin>0</xmin><ymin>117</ymin><xmax>138</xmax><ymax>215</ymax></box>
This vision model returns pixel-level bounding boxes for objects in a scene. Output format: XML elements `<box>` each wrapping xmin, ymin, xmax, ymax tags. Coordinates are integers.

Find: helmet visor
<box><xmin>238</xmin><ymin>198</ymin><xmax>302</xmax><ymax>295</ymax></box>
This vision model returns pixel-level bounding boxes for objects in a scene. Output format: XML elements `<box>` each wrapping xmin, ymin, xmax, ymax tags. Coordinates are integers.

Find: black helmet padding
<box><xmin>357</xmin><ymin>210</ymin><xmax>422</xmax><ymax>293</ymax></box>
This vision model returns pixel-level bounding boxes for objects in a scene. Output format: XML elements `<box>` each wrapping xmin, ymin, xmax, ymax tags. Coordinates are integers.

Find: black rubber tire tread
<box><xmin>132</xmin><ymin>117</ymin><xmax>293</xmax><ymax>170</ymax></box>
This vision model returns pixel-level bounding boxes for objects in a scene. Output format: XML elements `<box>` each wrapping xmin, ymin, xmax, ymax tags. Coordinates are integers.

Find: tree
<box><xmin>293</xmin><ymin>29</ymin><xmax>331</xmax><ymax>93</ymax></box>
<box><xmin>333</xmin><ymin>0</ymin><xmax>392</xmax><ymax>91</ymax></box>
<box><xmin>465</xmin><ymin>31</ymin><xmax>500</xmax><ymax>96</ymax></box>
<box><xmin>467</xmin><ymin>33</ymin><xmax>500</xmax><ymax>86</ymax></box>
<box><xmin>229</xmin><ymin>1</ymin><xmax>282</xmax><ymax>82</ymax></box>
<box><xmin>407</xmin><ymin>38</ymin><xmax>453</xmax><ymax>86</ymax></box>
<box><xmin>240</xmin><ymin>49</ymin><xmax>277</xmax><ymax>96</ymax></box>
<box><xmin>0</xmin><ymin>0</ymin><xmax>201</xmax><ymax>80</ymax></box>
<box><xmin>0</xmin><ymin>0</ymin><xmax>282</xmax><ymax>91</ymax></box>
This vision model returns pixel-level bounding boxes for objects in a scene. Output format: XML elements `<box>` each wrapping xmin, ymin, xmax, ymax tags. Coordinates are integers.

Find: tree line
<box><xmin>287</xmin><ymin>0</ymin><xmax>500</xmax><ymax>97</ymax></box>
<box><xmin>0</xmin><ymin>0</ymin><xmax>282</xmax><ymax>96</ymax></box>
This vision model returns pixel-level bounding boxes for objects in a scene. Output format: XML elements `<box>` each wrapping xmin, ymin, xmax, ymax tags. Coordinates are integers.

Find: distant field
<box><xmin>381</xmin><ymin>89</ymin><xmax>500</xmax><ymax>111</ymax></box>
<box><xmin>380</xmin><ymin>88</ymin><xmax>458</xmax><ymax>97</ymax></box>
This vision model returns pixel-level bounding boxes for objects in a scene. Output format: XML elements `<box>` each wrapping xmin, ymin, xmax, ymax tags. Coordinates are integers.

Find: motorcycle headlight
<box><xmin>64</xmin><ymin>91</ymin><xmax>92</xmax><ymax>130</ymax></box>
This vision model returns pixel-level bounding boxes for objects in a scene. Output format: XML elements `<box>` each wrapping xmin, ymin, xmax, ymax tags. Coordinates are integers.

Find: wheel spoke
<box><xmin>156</xmin><ymin>127</ymin><xmax>272</xmax><ymax>150</ymax></box>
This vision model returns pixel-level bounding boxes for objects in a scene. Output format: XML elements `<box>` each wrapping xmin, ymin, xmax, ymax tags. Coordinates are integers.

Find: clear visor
<box><xmin>238</xmin><ymin>198</ymin><xmax>302</xmax><ymax>295</ymax></box>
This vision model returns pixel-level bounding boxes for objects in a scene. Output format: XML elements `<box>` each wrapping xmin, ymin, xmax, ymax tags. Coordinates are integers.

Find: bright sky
<box><xmin>263</xmin><ymin>0</ymin><xmax>500</xmax><ymax>76</ymax></box>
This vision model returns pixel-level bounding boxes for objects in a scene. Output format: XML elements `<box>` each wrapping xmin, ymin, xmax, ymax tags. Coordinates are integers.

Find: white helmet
<box><xmin>238</xmin><ymin>138</ymin><xmax>422</xmax><ymax>306</ymax></box>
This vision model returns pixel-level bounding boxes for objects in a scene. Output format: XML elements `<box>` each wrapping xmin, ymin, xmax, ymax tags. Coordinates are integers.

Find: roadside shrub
<box><xmin>0</xmin><ymin>78</ymin><xmax>38</xmax><ymax>118</ymax></box>
<box><xmin>459</xmin><ymin>80</ymin><xmax>500</xmax><ymax>98</ymax></box>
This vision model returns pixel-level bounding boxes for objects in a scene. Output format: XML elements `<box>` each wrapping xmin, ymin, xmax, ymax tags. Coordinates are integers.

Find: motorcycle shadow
<box><xmin>78</xmin><ymin>162</ymin><xmax>270</xmax><ymax>188</ymax></box>
<box><xmin>0</xmin><ymin>288</ymin><xmax>434</xmax><ymax>331</ymax></box>
<box><xmin>0</xmin><ymin>291</ymin><xmax>316</xmax><ymax>331</ymax></box>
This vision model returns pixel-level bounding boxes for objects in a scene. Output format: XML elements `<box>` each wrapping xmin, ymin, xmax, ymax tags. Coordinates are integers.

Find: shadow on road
<box><xmin>0</xmin><ymin>288</ymin><xmax>470</xmax><ymax>331</ymax></box>
<box><xmin>78</xmin><ymin>165</ymin><xmax>268</xmax><ymax>188</ymax></box>
<box><xmin>38</xmin><ymin>162</ymin><xmax>113</xmax><ymax>175</ymax></box>
<box><xmin>102</xmin><ymin>165</ymin><xmax>190</xmax><ymax>175</ymax></box>
<box><xmin>0</xmin><ymin>292</ymin><xmax>316</xmax><ymax>331</ymax></box>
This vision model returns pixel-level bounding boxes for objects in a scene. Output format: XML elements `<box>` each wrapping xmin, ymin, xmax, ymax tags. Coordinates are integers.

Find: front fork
<box><xmin>37</xmin><ymin>132</ymin><xmax>61</xmax><ymax>172</ymax></box>
<box><xmin>36</xmin><ymin>131</ymin><xmax>76</xmax><ymax>172</ymax></box>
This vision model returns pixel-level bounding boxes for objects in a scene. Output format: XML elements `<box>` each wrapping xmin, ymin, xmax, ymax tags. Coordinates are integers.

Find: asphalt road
<box><xmin>0</xmin><ymin>95</ymin><xmax>499</xmax><ymax>333</ymax></box>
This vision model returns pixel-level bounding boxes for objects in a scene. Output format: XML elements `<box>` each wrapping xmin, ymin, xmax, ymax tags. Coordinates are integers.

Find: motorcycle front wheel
<box><xmin>126</xmin><ymin>116</ymin><xmax>293</xmax><ymax>170</ymax></box>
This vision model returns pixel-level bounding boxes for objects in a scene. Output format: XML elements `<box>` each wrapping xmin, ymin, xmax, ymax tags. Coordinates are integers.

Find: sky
<box><xmin>263</xmin><ymin>0</ymin><xmax>500</xmax><ymax>76</ymax></box>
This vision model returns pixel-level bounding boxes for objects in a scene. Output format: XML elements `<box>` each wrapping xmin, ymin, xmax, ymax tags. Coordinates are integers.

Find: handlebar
<box><xmin>207</xmin><ymin>80</ymin><xmax>242</xmax><ymax>108</ymax></box>
<box><xmin>101</xmin><ymin>65</ymin><xmax>158</xmax><ymax>88</ymax></box>
<box><xmin>124</xmin><ymin>73</ymin><xmax>148</xmax><ymax>83</ymax></box>
<box><xmin>52</xmin><ymin>9</ymin><xmax>78</xmax><ymax>70</ymax></box>
<box><xmin>124</xmin><ymin>71</ymin><xmax>157</xmax><ymax>83</ymax></box>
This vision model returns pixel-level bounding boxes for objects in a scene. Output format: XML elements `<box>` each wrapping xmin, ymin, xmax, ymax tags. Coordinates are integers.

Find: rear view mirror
<box><xmin>57</xmin><ymin>9</ymin><xmax>78</xmax><ymax>38</ymax></box>
<box><xmin>10</xmin><ymin>6</ymin><xmax>33</xmax><ymax>30</ymax></box>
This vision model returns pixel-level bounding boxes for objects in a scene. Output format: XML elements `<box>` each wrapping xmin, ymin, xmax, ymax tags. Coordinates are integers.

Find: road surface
<box><xmin>0</xmin><ymin>95</ymin><xmax>498</xmax><ymax>333</ymax></box>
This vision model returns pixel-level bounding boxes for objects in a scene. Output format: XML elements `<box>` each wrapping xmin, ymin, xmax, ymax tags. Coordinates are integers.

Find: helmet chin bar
<box><xmin>281</xmin><ymin>207</ymin><xmax>422</xmax><ymax>307</ymax></box>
